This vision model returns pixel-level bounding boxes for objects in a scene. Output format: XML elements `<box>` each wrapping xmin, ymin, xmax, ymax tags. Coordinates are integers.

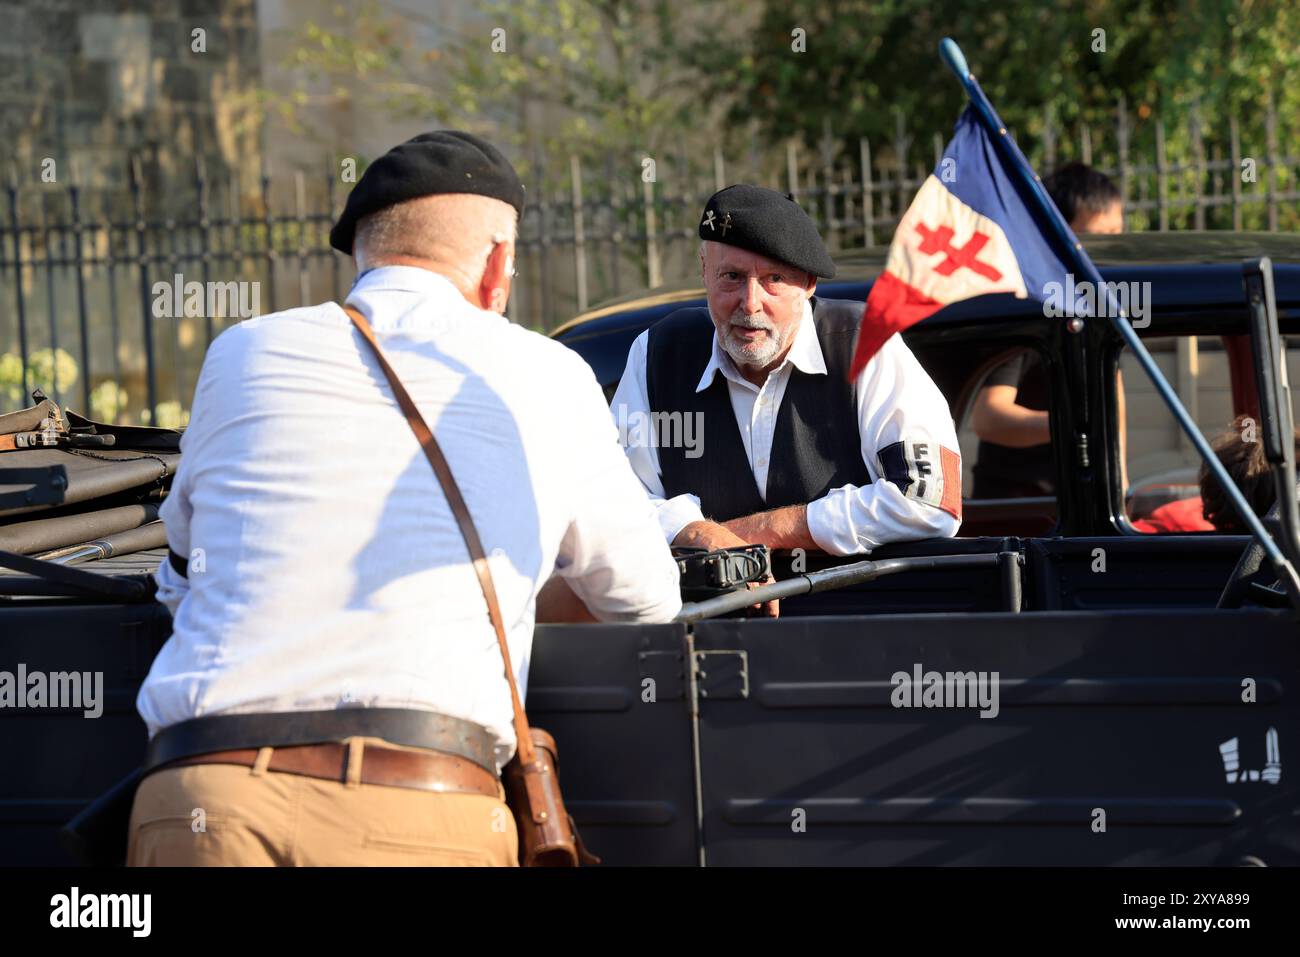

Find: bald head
<box><xmin>354</xmin><ymin>193</ymin><xmax>518</xmax><ymax>312</ymax></box>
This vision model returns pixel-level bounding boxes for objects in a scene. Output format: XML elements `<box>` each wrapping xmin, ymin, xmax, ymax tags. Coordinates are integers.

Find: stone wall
<box><xmin>0</xmin><ymin>0</ymin><xmax>261</xmax><ymax>212</ymax></box>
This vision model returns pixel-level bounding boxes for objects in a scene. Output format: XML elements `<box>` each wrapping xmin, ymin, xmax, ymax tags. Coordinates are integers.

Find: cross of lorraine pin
<box><xmin>719</xmin><ymin>213</ymin><xmax>732</xmax><ymax>236</ymax></box>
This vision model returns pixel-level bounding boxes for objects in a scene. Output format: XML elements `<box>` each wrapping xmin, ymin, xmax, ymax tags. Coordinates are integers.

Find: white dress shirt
<box><xmin>139</xmin><ymin>266</ymin><xmax>682</xmax><ymax>770</ymax></box>
<box><xmin>610</xmin><ymin>300</ymin><xmax>962</xmax><ymax>554</ymax></box>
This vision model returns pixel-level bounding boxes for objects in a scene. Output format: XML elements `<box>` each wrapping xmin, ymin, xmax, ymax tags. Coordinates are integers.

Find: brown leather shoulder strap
<box><xmin>340</xmin><ymin>302</ymin><xmax>536</xmax><ymax>767</ymax></box>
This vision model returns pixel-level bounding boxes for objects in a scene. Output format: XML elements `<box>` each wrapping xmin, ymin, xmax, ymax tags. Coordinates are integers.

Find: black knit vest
<box><xmin>645</xmin><ymin>297</ymin><xmax>870</xmax><ymax>522</ymax></box>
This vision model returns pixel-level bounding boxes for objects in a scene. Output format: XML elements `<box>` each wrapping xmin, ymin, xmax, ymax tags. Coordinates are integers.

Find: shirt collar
<box><xmin>344</xmin><ymin>265</ymin><xmax>503</xmax><ymax>334</ymax></box>
<box><xmin>696</xmin><ymin>298</ymin><xmax>826</xmax><ymax>392</ymax></box>
<box><xmin>348</xmin><ymin>264</ymin><xmax>464</xmax><ymax>299</ymax></box>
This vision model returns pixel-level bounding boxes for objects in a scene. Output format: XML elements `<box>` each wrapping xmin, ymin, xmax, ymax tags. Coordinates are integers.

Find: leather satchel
<box><xmin>342</xmin><ymin>303</ymin><xmax>598</xmax><ymax>867</ymax></box>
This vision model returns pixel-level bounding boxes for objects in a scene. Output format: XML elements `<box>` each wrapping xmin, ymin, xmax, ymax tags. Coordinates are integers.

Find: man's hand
<box><xmin>672</xmin><ymin>520</ymin><xmax>749</xmax><ymax>552</ymax></box>
<box><xmin>673</xmin><ymin>521</ymin><xmax>778</xmax><ymax>617</ymax></box>
<box><xmin>745</xmin><ymin>576</ymin><xmax>780</xmax><ymax>618</ymax></box>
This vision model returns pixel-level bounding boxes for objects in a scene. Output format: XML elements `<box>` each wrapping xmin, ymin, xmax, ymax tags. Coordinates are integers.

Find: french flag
<box><xmin>849</xmin><ymin>106</ymin><xmax>1075</xmax><ymax>378</ymax></box>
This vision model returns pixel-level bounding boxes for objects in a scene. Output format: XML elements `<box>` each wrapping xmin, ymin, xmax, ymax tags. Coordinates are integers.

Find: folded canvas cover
<box><xmin>0</xmin><ymin>399</ymin><xmax>182</xmax><ymax>566</ymax></box>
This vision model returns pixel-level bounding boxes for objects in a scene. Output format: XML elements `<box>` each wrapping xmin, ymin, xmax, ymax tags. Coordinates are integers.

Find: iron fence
<box><xmin>3</xmin><ymin>102</ymin><xmax>1298</xmax><ymax>424</ymax></box>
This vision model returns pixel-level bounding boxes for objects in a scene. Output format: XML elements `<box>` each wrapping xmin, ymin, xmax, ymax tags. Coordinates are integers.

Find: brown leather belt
<box><xmin>160</xmin><ymin>742</ymin><xmax>500</xmax><ymax>798</ymax></box>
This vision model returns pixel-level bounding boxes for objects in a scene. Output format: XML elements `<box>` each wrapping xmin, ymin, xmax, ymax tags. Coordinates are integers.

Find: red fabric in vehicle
<box><xmin>1132</xmin><ymin>496</ymin><xmax>1214</xmax><ymax>533</ymax></box>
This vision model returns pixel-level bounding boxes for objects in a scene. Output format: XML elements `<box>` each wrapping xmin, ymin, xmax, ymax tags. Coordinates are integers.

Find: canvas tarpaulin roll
<box><xmin>0</xmin><ymin>504</ymin><xmax>160</xmax><ymax>555</ymax></box>
<box><xmin>0</xmin><ymin>448</ymin><xmax>179</xmax><ymax>519</ymax></box>
<box><xmin>35</xmin><ymin>521</ymin><xmax>169</xmax><ymax>564</ymax></box>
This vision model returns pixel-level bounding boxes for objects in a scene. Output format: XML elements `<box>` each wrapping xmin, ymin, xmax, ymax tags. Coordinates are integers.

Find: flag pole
<box><xmin>939</xmin><ymin>37</ymin><xmax>1300</xmax><ymax>597</ymax></box>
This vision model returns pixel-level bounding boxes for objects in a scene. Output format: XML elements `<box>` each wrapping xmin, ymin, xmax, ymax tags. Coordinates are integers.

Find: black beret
<box><xmin>330</xmin><ymin>130</ymin><xmax>526</xmax><ymax>255</ymax></box>
<box><xmin>698</xmin><ymin>184</ymin><xmax>835</xmax><ymax>279</ymax></box>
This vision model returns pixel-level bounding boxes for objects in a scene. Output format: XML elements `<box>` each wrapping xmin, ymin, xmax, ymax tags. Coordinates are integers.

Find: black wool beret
<box><xmin>330</xmin><ymin>130</ymin><xmax>526</xmax><ymax>255</ymax></box>
<box><xmin>697</xmin><ymin>184</ymin><xmax>836</xmax><ymax>279</ymax></box>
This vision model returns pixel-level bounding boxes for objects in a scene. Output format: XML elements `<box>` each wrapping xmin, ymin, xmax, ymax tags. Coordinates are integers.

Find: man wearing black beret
<box><xmin>611</xmin><ymin>184</ymin><xmax>962</xmax><ymax>598</ymax></box>
<box><xmin>129</xmin><ymin>131</ymin><xmax>681</xmax><ymax>866</ymax></box>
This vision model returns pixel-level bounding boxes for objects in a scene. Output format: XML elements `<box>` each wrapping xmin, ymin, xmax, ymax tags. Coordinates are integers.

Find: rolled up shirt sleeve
<box><xmin>609</xmin><ymin>330</ymin><xmax>706</xmax><ymax>544</ymax></box>
<box><xmin>556</xmin><ymin>351</ymin><xmax>682</xmax><ymax>623</ymax></box>
<box><xmin>806</xmin><ymin>334</ymin><xmax>963</xmax><ymax>555</ymax></box>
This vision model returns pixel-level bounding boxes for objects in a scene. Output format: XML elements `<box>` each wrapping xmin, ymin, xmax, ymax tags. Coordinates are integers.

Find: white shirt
<box><xmin>610</xmin><ymin>300</ymin><xmax>962</xmax><ymax>555</ymax></box>
<box><xmin>139</xmin><ymin>266</ymin><xmax>682</xmax><ymax>770</ymax></box>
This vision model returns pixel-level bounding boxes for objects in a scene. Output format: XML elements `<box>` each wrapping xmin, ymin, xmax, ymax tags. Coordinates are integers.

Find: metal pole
<box><xmin>230</xmin><ymin>165</ymin><xmax>246</xmax><ymax>315</ymax></box>
<box><xmin>102</xmin><ymin>189</ymin><xmax>123</xmax><ymax>403</ymax></box>
<box><xmin>1155</xmin><ymin>118</ymin><xmax>1168</xmax><ymax>231</ymax></box>
<box><xmin>642</xmin><ymin>165</ymin><xmax>660</xmax><ymax>290</ymax></box>
<box><xmin>164</xmin><ymin>209</ymin><xmax>186</xmax><ymax>411</ymax></box>
<box><xmin>822</xmin><ymin>119</ymin><xmax>838</xmax><ymax>248</ymax></box>
<box><xmin>605</xmin><ymin>152</ymin><xmax>621</xmax><ymax>299</ymax></box>
<box><xmin>675</xmin><ymin>553</ymin><xmax>1003</xmax><ymax>623</ymax></box>
<box><xmin>260</xmin><ymin>161</ymin><xmax>276</xmax><ymax>315</ymax></box>
<box><xmin>998</xmin><ymin>550</ymin><xmax>1022</xmax><ymax>612</ymax></box>
<box><xmin>893</xmin><ymin>108</ymin><xmax>909</xmax><ymax>223</ymax></box>
<box><xmin>1229</xmin><ymin>115</ymin><xmax>1243</xmax><ymax>231</ymax></box>
<box><xmin>294</xmin><ymin>170</ymin><xmax>309</xmax><ymax>308</ymax></box>
<box><xmin>1043</xmin><ymin>105</ymin><xmax>1057</xmax><ymax>170</ymax></box>
<box><xmin>677</xmin><ymin>140</ymin><xmax>692</xmax><ymax>265</ymax></box>
<box><xmin>570</xmin><ymin>154</ymin><xmax>588</xmax><ymax>313</ymax></box>
<box><xmin>537</xmin><ymin>151</ymin><xmax>554</xmax><ymax>328</ymax></box>
<box><xmin>859</xmin><ymin>137</ymin><xmax>874</xmax><ymax>247</ymax></box>
<box><xmin>327</xmin><ymin>157</ymin><xmax>342</xmax><ymax>304</ymax></box>
<box><xmin>1116</xmin><ymin>96</ymin><xmax>1130</xmax><ymax>220</ymax></box>
<box><xmin>39</xmin><ymin>194</ymin><xmax>63</xmax><ymax>405</ymax></box>
<box><xmin>1266</xmin><ymin>89</ymin><xmax>1279</xmax><ymax>232</ymax></box>
<box><xmin>195</xmin><ymin>155</ymin><xmax>214</xmax><ymax>345</ymax></box>
<box><xmin>6</xmin><ymin>166</ymin><xmax>30</xmax><ymax>402</ymax></box>
<box><xmin>1191</xmin><ymin>104</ymin><xmax>1206</xmax><ymax>230</ymax></box>
<box><xmin>826</xmin><ymin>121</ymin><xmax>837</xmax><ymax>247</ymax></box>
<box><xmin>938</xmin><ymin>36</ymin><xmax>1299</xmax><ymax>583</ymax></box>
<box><xmin>68</xmin><ymin>172</ymin><xmax>92</xmax><ymax>413</ymax></box>
<box><xmin>784</xmin><ymin>140</ymin><xmax>798</xmax><ymax>201</ymax></box>
<box><xmin>129</xmin><ymin>155</ymin><xmax>157</xmax><ymax>420</ymax></box>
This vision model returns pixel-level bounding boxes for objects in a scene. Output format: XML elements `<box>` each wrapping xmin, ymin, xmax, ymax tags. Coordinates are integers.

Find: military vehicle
<box><xmin>2</xmin><ymin>232</ymin><xmax>1298</xmax><ymax>866</ymax></box>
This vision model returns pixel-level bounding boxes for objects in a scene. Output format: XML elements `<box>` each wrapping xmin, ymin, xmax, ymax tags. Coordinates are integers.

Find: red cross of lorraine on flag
<box><xmin>849</xmin><ymin>169</ymin><xmax>1031</xmax><ymax>380</ymax></box>
<box><xmin>914</xmin><ymin>223</ymin><xmax>1003</xmax><ymax>282</ymax></box>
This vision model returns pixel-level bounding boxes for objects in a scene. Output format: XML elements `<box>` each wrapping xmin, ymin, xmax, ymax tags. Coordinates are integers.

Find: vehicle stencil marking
<box><xmin>1218</xmin><ymin>728</ymin><xmax>1281</xmax><ymax>784</ymax></box>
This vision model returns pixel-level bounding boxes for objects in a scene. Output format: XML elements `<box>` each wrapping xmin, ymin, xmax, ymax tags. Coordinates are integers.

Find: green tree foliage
<box><xmin>264</xmin><ymin>0</ymin><xmax>715</xmax><ymax>173</ymax></box>
<box><xmin>263</xmin><ymin>0</ymin><xmax>1296</xmax><ymax>224</ymax></box>
<box><xmin>697</xmin><ymin>0</ymin><xmax>1296</xmax><ymax>163</ymax></box>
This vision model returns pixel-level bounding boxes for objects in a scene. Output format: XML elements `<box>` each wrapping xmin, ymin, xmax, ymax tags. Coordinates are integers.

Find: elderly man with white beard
<box><xmin>610</xmin><ymin>184</ymin><xmax>962</xmax><ymax>594</ymax></box>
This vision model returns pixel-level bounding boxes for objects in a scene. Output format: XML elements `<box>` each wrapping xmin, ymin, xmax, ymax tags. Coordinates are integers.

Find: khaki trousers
<box><xmin>127</xmin><ymin>737</ymin><xmax>518</xmax><ymax>867</ymax></box>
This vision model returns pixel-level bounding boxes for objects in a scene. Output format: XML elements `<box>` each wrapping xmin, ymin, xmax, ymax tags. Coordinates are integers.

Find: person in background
<box><xmin>970</xmin><ymin>163</ymin><xmax>1125</xmax><ymax>499</ymax></box>
<box><xmin>1194</xmin><ymin>414</ymin><xmax>1300</xmax><ymax>533</ymax></box>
